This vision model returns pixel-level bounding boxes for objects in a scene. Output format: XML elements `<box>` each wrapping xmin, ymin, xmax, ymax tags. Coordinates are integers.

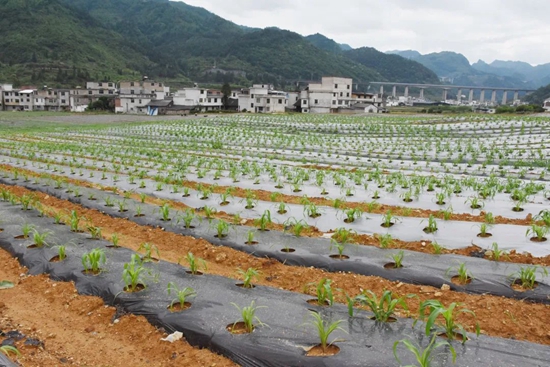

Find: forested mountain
<box><xmin>523</xmin><ymin>83</ymin><xmax>550</xmax><ymax>105</ymax></box>
<box><xmin>388</xmin><ymin>50</ymin><xmax>539</xmax><ymax>89</ymax></box>
<box><xmin>0</xmin><ymin>0</ymin><xmax>437</xmax><ymax>88</ymax></box>
<box><xmin>472</xmin><ymin>60</ymin><xmax>550</xmax><ymax>88</ymax></box>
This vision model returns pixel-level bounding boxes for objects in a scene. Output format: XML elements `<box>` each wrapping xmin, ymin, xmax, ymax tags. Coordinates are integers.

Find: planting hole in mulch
<box><xmin>477</xmin><ymin>232</ymin><xmax>493</xmax><ymax>238</ymax></box>
<box><xmin>49</xmin><ymin>255</ymin><xmax>66</xmax><ymax>262</ymax></box>
<box><xmin>71</xmin><ymin>230</ymin><xmax>85</xmax><ymax>233</ymax></box>
<box><xmin>470</xmin><ymin>204</ymin><xmax>482</xmax><ymax>209</ymax></box>
<box><xmin>309</xmin><ymin>213</ymin><xmax>321</xmax><ymax>218</ymax></box>
<box><xmin>372</xmin><ymin>195</ymin><xmax>380</xmax><ymax>199</ymax></box>
<box><xmin>369</xmin><ymin>316</ymin><xmax>397</xmax><ymax>323</ymax></box>
<box><xmin>512</xmin><ymin>207</ymin><xmax>525</xmax><ymax>212</ymax></box>
<box><xmin>167</xmin><ymin>302</ymin><xmax>191</xmax><ymax>312</ymax></box>
<box><xmin>134</xmin><ymin>214</ymin><xmax>145</xmax><ymax>217</ymax></box>
<box><xmin>380</xmin><ymin>223</ymin><xmax>394</xmax><ymax>228</ymax></box>
<box><xmin>384</xmin><ymin>262</ymin><xmax>403</xmax><ymax>269</ymax></box>
<box><xmin>277</xmin><ymin>210</ymin><xmax>288</xmax><ymax>214</ymax></box>
<box><xmin>402</xmin><ymin>198</ymin><xmax>413</xmax><ymax>203</ymax></box>
<box><xmin>245</xmin><ymin>241</ymin><xmax>259</xmax><ymax>245</ymax></box>
<box><xmin>81</xmin><ymin>269</ymin><xmax>103</xmax><ymax>276</ymax></box>
<box><xmin>26</xmin><ymin>244</ymin><xmax>43</xmax><ymax>249</ymax></box>
<box><xmin>236</xmin><ymin>283</ymin><xmax>256</xmax><ymax>289</ymax></box>
<box><xmin>280</xmin><ymin>248</ymin><xmax>296</xmax><ymax>253</ymax></box>
<box><xmin>220</xmin><ymin>201</ymin><xmax>230</xmax><ymax>206</ymax></box>
<box><xmin>329</xmin><ymin>254</ymin><xmax>350</xmax><ymax>260</ymax></box>
<box><xmin>160</xmin><ymin>218</ymin><xmax>171</xmax><ymax>222</ymax></box>
<box><xmin>437</xmin><ymin>332</ymin><xmax>469</xmax><ymax>342</ymax></box>
<box><xmin>343</xmin><ymin>218</ymin><xmax>355</xmax><ymax>223</ymax></box>
<box><xmin>226</xmin><ymin>322</ymin><xmax>253</xmax><ymax>334</ymax></box>
<box><xmin>214</xmin><ymin>234</ymin><xmax>228</xmax><ymax>239</ymax></box>
<box><xmin>13</xmin><ymin>234</ymin><xmax>28</xmax><ymax>240</ymax></box>
<box><xmin>118</xmin><ymin>209</ymin><xmax>129</xmax><ymax>213</ymax></box>
<box><xmin>451</xmin><ymin>275</ymin><xmax>472</xmax><ymax>285</ymax></box>
<box><xmin>123</xmin><ymin>283</ymin><xmax>146</xmax><ymax>293</ymax></box>
<box><xmin>306</xmin><ymin>344</ymin><xmax>340</xmax><ymax>357</ymax></box>
<box><xmin>306</xmin><ymin>299</ymin><xmax>331</xmax><ymax>306</ymax></box>
<box><xmin>511</xmin><ymin>279</ymin><xmax>539</xmax><ymax>292</ymax></box>
<box><xmin>529</xmin><ymin>237</ymin><xmax>547</xmax><ymax>243</ymax></box>
<box><xmin>423</xmin><ymin>227</ymin><xmax>437</xmax><ymax>234</ymax></box>
<box><xmin>185</xmin><ymin>270</ymin><xmax>204</xmax><ymax>275</ymax></box>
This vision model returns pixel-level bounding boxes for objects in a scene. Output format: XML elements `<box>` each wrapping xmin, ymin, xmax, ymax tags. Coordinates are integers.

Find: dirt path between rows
<box><xmin>0</xmin><ymin>250</ymin><xmax>237</xmax><ymax>367</ymax></box>
<box><xmin>2</xmin><ymin>184</ymin><xmax>550</xmax><ymax>348</ymax></box>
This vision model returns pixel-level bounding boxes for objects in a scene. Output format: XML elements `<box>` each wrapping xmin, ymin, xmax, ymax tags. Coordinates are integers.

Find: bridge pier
<box><xmin>491</xmin><ymin>90</ymin><xmax>497</xmax><ymax>103</ymax></box>
<box><xmin>469</xmin><ymin>89</ymin><xmax>474</xmax><ymax>103</ymax></box>
<box><xmin>457</xmin><ymin>89</ymin><xmax>462</xmax><ymax>102</ymax></box>
<box><xmin>502</xmin><ymin>91</ymin><xmax>508</xmax><ymax>105</ymax></box>
<box><xmin>442</xmin><ymin>89</ymin><xmax>448</xmax><ymax>101</ymax></box>
<box><xmin>419</xmin><ymin>88</ymin><xmax>424</xmax><ymax>99</ymax></box>
<box><xmin>380</xmin><ymin>85</ymin><xmax>384</xmax><ymax>96</ymax></box>
<box><xmin>404</xmin><ymin>86</ymin><xmax>409</xmax><ymax>98</ymax></box>
<box><xmin>480</xmin><ymin>90</ymin><xmax>485</xmax><ymax>103</ymax></box>
<box><xmin>513</xmin><ymin>91</ymin><xmax>519</xmax><ymax>102</ymax></box>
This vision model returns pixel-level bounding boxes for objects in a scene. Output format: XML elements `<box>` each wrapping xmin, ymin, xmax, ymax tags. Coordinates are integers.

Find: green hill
<box><xmin>0</xmin><ymin>0</ymin><xmax>439</xmax><ymax>89</ymax></box>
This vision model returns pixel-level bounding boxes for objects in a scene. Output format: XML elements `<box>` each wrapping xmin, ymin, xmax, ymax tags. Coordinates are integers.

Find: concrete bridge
<box><xmin>369</xmin><ymin>82</ymin><xmax>537</xmax><ymax>105</ymax></box>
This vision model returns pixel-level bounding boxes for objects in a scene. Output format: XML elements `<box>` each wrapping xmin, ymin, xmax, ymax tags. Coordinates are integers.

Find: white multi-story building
<box><xmin>544</xmin><ymin>98</ymin><xmax>550</xmax><ymax>112</ymax></box>
<box><xmin>35</xmin><ymin>89</ymin><xmax>71</xmax><ymax>111</ymax></box>
<box><xmin>71</xmin><ymin>81</ymin><xmax>118</xmax><ymax>112</ymax></box>
<box><xmin>299</xmin><ymin>77</ymin><xmax>354</xmax><ymax>113</ymax></box>
<box><xmin>238</xmin><ymin>84</ymin><xmax>288</xmax><ymax>113</ymax></box>
<box><xmin>172</xmin><ymin>86</ymin><xmax>225</xmax><ymax>111</ymax></box>
<box><xmin>0</xmin><ymin>84</ymin><xmax>13</xmax><ymax>110</ymax></box>
<box><xmin>115</xmin><ymin>80</ymin><xmax>169</xmax><ymax>114</ymax></box>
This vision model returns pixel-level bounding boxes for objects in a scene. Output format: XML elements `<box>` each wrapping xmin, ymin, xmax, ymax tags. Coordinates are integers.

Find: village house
<box><xmin>71</xmin><ymin>81</ymin><xmax>117</xmax><ymax>112</ymax></box>
<box><xmin>237</xmin><ymin>84</ymin><xmax>288</xmax><ymax>113</ymax></box>
<box><xmin>115</xmin><ymin>80</ymin><xmax>169</xmax><ymax>114</ymax></box>
<box><xmin>544</xmin><ymin>98</ymin><xmax>550</xmax><ymax>112</ymax></box>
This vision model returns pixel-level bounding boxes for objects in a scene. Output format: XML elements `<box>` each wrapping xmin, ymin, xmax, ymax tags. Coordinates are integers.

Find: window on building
<box><xmin>88</xmin><ymin>91</ymin><xmax>92</xmax><ymax>95</ymax></box>
<box><xmin>303</xmin><ymin>100</ymin><xmax>307</xmax><ymax>105</ymax></box>
<box><xmin>332</xmin><ymin>100</ymin><xmax>336</xmax><ymax>105</ymax></box>
<box><xmin>347</xmin><ymin>85</ymin><xmax>350</xmax><ymax>89</ymax></box>
<box><xmin>214</xmin><ymin>98</ymin><xmax>218</xmax><ymax>103</ymax></box>
<box><xmin>333</xmin><ymin>93</ymin><xmax>336</xmax><ymax>97</ymax></box>
<box><xmin>278</xmin><ymin>99</ymin><xmax>283</xmax><ymax>104</ymax></box>
<box><xmin>99</xmin><ymin>82</ymin><xmax>103</xmax><ymax>87</ymax></box>
<box><xmin>347</xmin><ymin>93</ymin><xmax>350</xmax><ymax>97</ymax></box>
<box><xmin>199</xmin><ymin>98</ymin><xmax>203</xmax><ymax>103</ymax></box>
<box><xmin>99</xmin><ymin>90</ymin><xmax>104</xmax><ymax>95</ymax></box>
<box><xmin>251</xmin><ymin>103</ymin><xmax>254</xmax><ymax>108</ymax></box>
<box><xmin>256</xmin><ymin>98</ymin><xmax>260</xmax><ymax>103</ymax></box>
<box><xmin>61</xmin><ymin>100</ymin><xmax>66</xmax><ymax>104</ymax></box>
<box><xmin>139</xmin><ymin>99</ymin><xmax>142</xmax><ymax>104</ymax></box>
<box><xmin>267</xmin><ymin>107</ymin><xmax>270</xmax><ymax>112</ymax></box>
<box><xmin>338</xmin><ymin>100</ymin><xmax>342</xmax><ymax>105</ymax></box>
<box><xmin>130</xmin><ymin>82</ymin><xmax>135</xmax><ymax>87</ymax></box>
<box><xmin>159</xmin><ymin>83</ymin><xmax>163</xmax><ymax>87</ymax></box>
<box><xmin>151</xmin><ymin>83</ymin><xmax>155</xmax><ymax>86</ymax></box>
<box><xmin>108</xmin><ymin>83</ymin><xmax>113</xmax><ymax>87</ymax></box>
<box><xmin>340</xmin><ymin>92</ymin><xmax>343</xmax><ymax>97</ymax></box>
<box><xmin>334</xmin><ymin>84</ymin><xmax>338</xmax><ymax>88</ymax></box>
<box><xmin>130</xmin><ymin>90</ymin><xmax>134</xmax><ymax>94</ymax></box>
<box><xmin>200</xmin><ymin>90</ymin><xmax>205</xmax><ymax>94</ymax></box>
<box><xmin>109</xmin><ymin>90</ymin><xmax>113</xmax><ymax>94</ymax></box>
<box><xmin>266</xmin><ymin>98</ymin><xmax>270</xmax><ymax>104</ymax></box>
<box><xmin>314</xmin><ymin>99</ymin><xmax>318</xmax><ymax>104</ymax></box>
<box><xmin>208</xmin><ymin>98</ymin><xmax>212</xmax><ymax>103</ymax></box>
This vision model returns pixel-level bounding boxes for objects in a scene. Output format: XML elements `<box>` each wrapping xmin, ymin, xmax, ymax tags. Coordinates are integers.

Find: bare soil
<box><xmin>0</xmin><ymin>249</ymin><xmax>237</xmax><ymax>367</ymax></box>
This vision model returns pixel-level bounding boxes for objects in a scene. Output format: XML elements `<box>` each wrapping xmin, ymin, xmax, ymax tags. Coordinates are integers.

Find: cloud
<box><xmin>178</xmin><ymin>0</ymin><xmax>550</xmax><ymax>65</ymax></box>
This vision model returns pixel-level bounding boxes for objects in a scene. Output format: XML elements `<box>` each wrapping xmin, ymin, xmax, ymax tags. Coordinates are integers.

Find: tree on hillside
<box><xmin>221</xmin><ymin>82</ymin><xmax>231</xmax><ymax>110</ymax></box>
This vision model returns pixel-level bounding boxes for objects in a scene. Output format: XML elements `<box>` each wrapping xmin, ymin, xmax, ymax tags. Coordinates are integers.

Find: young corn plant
<box><xmin>447</xmin><ymin>262</ymin><xmax>473</xmax><ymax>285</ymax></box>
<box><xmin>214</xmin><ymin>219</ymin><xmax>230</xmax><ymax>238</ymax></box>
<box><xmin>31</xmin><ymin>229</ymin><xmax>51</xmax><ymax>248</ymax></box>
<box><xmin>381</xmin><ymin>210</ymin><xmax>399</xmax><ymax>228</ymax></box>
<box><xmin>477</xmin><ymin>222</ymin><xmax>492</xmax><ymax>238</ymax></box>
<box><xmin>138</xmin><ymin>242</ymin><xmax>160</xmax><ymax>262</ymax></box>
<box><xmin>306</xmin><ymin>311</ymin><xmax>345</xmax><ymax>354</ymax></box>
<box><xmin>122</xmin><ymin>254</ymin><xmax>149</xmax><ymax>292</ymax></box>
<box><xmin>69</xmin><ymin>210</ymin><xmax>82</xmax><ymax>232</ymax></box>
<box><xmin>245</xmin><ymin>230</ymin><xmax>258</xmax><ymax>245</ymax></box>
<box><xmin>19</xmin><ymin>223</ymin><xmax>34</xmax><ymax>239</ymax></box>
<box><xmin>284</xmin><ymin>217</ymin><xmax>309</xmax><ymax>237</ymax></box>
<box><xmin>159</xmin><ymin>203</ymin><xmax>171</xmax><ymax>221</ymax></box>
<box><xmin>0</xmin><ymin>345</ymin><xmax>21</xmax><ymax>358</ymax></box>
<box><xmin>87</xmin><ymin>225</ymin><xmax>102</xmax><ymax>240</ymax></box>
<box><xmin>167</xmin><ymin>282</ymin><xmax>196</xmax><ymax>311</ymax></box>
<box><xmin>422</xmin><ymin>215</ymin><xmax>438</xmax><ymax>234</ymax></box>
<box><xmin>229</xmin><ymin>301</ymin><xmax>266</xmax><ymax>334</ymax></box>
<box><xmin>387</xmin><ymin>250</ymin><xmax>405</xmax><ymax>269</ymax></box>
<box><xmin>308</xmin><ymin>278</ymin><xmax>336</xmax><ymax>306</ymax></box>
<box><xmin>356</xmin><ymin>290</ymin><xmax>408</xmax><ymax>322</ymax></box>
<box><xmin>526</xmin><ymin>224</ymin><xmax>549</xmax><ymax>242</ymax></box>
<box><xmin>393</xmin><ymin>334</ymin><xmax>456</xmax><ymax>367</ymax></box>
<box><xmin>376</xmin><ymin>233</ymin><xmax>394</xmax><ymax>249</ymax></box>
<box><xmin>276</xmin><ymin>201</ymin><xmax>288</xmax><ymax>214</ymax></box>
<box><xmin>82</xmin><ymin>248</ymin><xmax>106</xmax><ymax>274</ymax></box>
<box><xmin>254</xmin><ymin>210</ymin><xmax>272</xmax><ymax>231</ymax></box>
<box><xmin>343</xmin><ymin>207</ymin><xmax>362</xmax><ymax>223</ymax></box>
<box><xmin>416</xmin><ymin>300</ymin><xmax>477</xmax><ymax>343</ymax></box>
<box><xmin>55</xmin><ymin>245</ymin><xmax>67</xmax><ymax>261</ymax></box>
<box><xmin>488</xmin><ymin>242</ymin><xmax>508</xmax><ymax>261</ymax></box>
<box><xmin>110</xmin><ymin>233</ymin><xmax>120</xmax><ymax>248</ymax></box>
<box><xmin>237</xmin><ymin>267</ymin><xmax>260</xmax><ymax>288</ymax></box>
<box><xmin>182</xmin><ymin>252</ymin><xmax>207</xmax><ymax>275</ymax></box>
<box><xmin>511</xmin><ymin>266</ymin><xmax>548</xmax><ymax>290</ymax></box>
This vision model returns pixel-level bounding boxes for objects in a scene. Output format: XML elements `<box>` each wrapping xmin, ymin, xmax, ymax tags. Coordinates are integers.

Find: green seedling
<box><xmin>511</xmin><ymin>266</ymin><xmax>548</xmax><ymax>290</ymax></box>
<box><xmin>389</xmin><ymin>250</ymin><xmax>405</xmax><ymax>268</ymax></box>
<box><xmin>376</xmin><ymin>233</ymin><xmax>394</xmax><ymax>249</ymax></box>
<box><xmin>306</xmin><ymin>311</ymin><xmax>345</xmax><ymax>354</ymax></box>
<box><xmin>526</xmin><ymin>224</ymin><xmax>549</xmax><ymax>242</ymax></box>
<box><xmin>416</xmin><ymin>300</ymin><xmax>477</xmax><ymax>343</ymax></box>
<box><xmin>20</xmin><ymin>223</ymin><xmax>34</xmax><ymax>239</ymax></box>
<box><xmin>111</xmin><ymin>233</ymin><xmax>120</xmax><ymax>248</ymax></box>
<box><xmin>488</xmin><ymin>242</ymin><xmax>508</xmax><ymax>261</ymax></box>
<box><xmin>82</xmin><ymin>248</ymin><xmax>106</xmax><ymax>274</ymax></box>
<box><xmin>159</xmin><ymin>203</ymin><xmax>171</xmax><ymax>221</ymax></box>
<box><xmin>138</xmin><ymin>242</ymin><xmax>160</xmax><ymax>262</ymax></box>
<box><xmin>214</xmin><ymin>219</ymin><xmax>230</xmax><ymax>238</ymax></box>
<box><xmin>393</xmin><ymin>334</ymin><xmax>456</xmax><ymax>367</ymax></box>
<box><xmin>381</xmin><ymin>210</ymin><xmax>399</xmax><ymax>228</ymax></box>
<box><xmin>69</xmin><ymin>210</ymin><xmax>82</xmax><ymax>232</ymax></box>
<box><xmin>167</xmin><ymin>282</ymin><xmax>196</xmax><ymax>310</ymax></box>
<box><xmin>32</xmin><ymin>229</ymin><xmax>51</xmax><ymax>248</ymax></box>
<box><xmin>447</xmin><ymin>262</ymin><xmax>473</xmax><ymax>284</ymax></box>
<box><xmin>356</xmin><ymin>290</ymin><xmax>408</xmax><ymax>322</ymax></box>
<box><xmin>237</xmin><ymin>267</ymin><xmax>260</xmax><ymax>288</ymax></box>
<box><xmin>0</xmin><ymin>345</ymin><xmax>21</xmax><ymax>357</ymax></box>
<box><xmin>122</xmin><ymin>254</ymin><xmax>148</xmax><ymax>292</ymax></box>
<box><xmin>308</xmin><ymin>278</ymin><xmax>336</xmax><ymax>306</ymax></box>
<box><xmin>55</xmin><ymin>245</ymin><xmax>67</xmax><ymax>261</ymax></box>
<box><xmin>87</xmin><ymin>225</ymin><xmax>102</xmax><ymax>240</ymax></box>
<box><xmin>182</xmin><ymin>252</ymin><xmax>207</xmax><ymax>275</ymax></box>
<box><xmin>254</xmin><ymin>210</ymin><xmax>272</xmax><ymax>231</ymax></box>
<box><xmin>422</xmin><ymin>215</ymin><xmax>438</xmax><ymax>233</ymax></box>
<box><xmin>230</xmin><ymin>301</ymin><xmax>266</xmax><ymax>334</ymax></box>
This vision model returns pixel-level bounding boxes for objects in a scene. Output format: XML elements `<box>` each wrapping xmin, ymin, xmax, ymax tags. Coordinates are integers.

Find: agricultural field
<box><xmin>0</xmin><ymin>113</ymin><xmax>550</xmax><ymax>366</ymax></box>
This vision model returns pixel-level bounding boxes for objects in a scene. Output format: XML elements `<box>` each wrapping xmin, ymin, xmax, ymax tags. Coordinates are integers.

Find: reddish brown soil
<box><xmin>0</xmin><ymin>249</ymin><xmax>236</xmax><ymax>367</ymax></box>
<box><xmin>306</xmin><ymin>344</ymin><xmax>340</xmax><ymax>357</ymax></box>
<box><xmin>2</xmin><ymin>185</ymin><xmax>550</xmax><ymax>347</ymax></box>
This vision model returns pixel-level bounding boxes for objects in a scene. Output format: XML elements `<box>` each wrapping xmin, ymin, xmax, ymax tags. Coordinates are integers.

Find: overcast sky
<box><xmin>180</xmin><ymin>0</ymin><xmax>550</xmax><ymax>66</ymax></box>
